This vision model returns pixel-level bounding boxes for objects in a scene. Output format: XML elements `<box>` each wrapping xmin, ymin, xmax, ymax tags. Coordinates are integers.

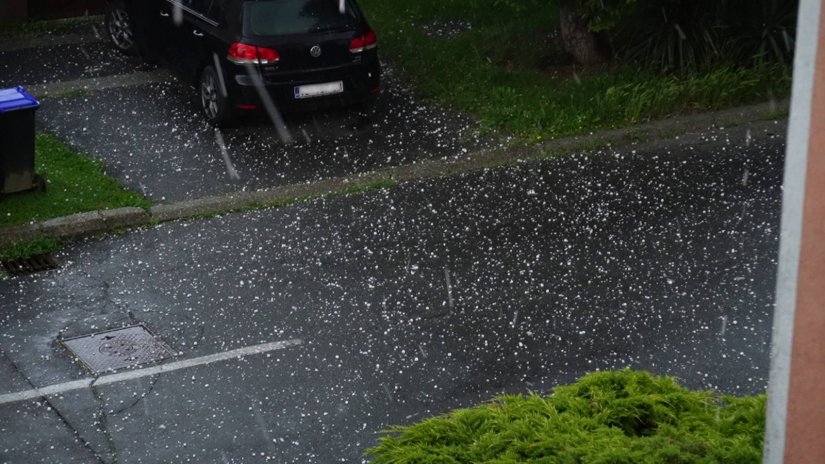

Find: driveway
<box><xmin>0</xmin><ymin>124</ymin><xmax>784</xmax><ymax>463</ymax></box>
<box><xmin>0</xmin><ymin>22</ymin><xmax>498</xmax><ymax>203</ymax></box>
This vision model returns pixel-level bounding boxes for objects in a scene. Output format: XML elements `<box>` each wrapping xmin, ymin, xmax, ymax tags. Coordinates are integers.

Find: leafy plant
<box><xmin>610</xmin><ymin>0</ymin><xmax>798</xmax><ymax>72</ymax></box>
<box><xmin>360</xmin><ymin>0</ymin><xmax>790</xmax><ymax>141</ymax></box>
<box><xmin>366</xmin><ymin>370</ymin><xmax>766</xmax><ymax>463</ymax></box>
<box><xmin>581</xmin><ymin>0</ymin><xmax>640</xmax><ymax>32</ymax></box>
<box><xmin>0</xmin><ymin>237</ymin><xmax>62</xmax><ymax>261</ymax></box>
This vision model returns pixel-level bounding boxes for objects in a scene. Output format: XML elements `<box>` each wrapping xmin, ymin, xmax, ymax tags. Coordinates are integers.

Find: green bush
<box><xmin>365</xmin><ymin>370</ymin><xmax>765</xmax><ymax>463</ymax></box>
<box><xmin>610</xmin><ymin>0</ymin><xmax>798</xmax><ymax>72</ymax></box>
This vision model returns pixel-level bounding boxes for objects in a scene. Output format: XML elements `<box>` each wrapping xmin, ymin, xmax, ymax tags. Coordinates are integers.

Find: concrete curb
<box><xmin>0</xmin><ymin>100</ymin><xmax>788</xmax><ymax>250</ymax></box>
<box><xmin>29</xmin><ymin>70</ymin><xmax>172</xmax><ymax>99</ymax></box>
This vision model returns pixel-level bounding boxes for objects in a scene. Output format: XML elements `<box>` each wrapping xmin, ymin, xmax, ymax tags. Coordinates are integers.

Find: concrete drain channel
<box><xmin>62</xmin><ymin>325</ymin><xmax>176</xmax><ymax>374</ymax></box>
<box><xmin>1</xmin><ymin>253</ymin><xmax>59</xmax><ymax>276</ymax></box>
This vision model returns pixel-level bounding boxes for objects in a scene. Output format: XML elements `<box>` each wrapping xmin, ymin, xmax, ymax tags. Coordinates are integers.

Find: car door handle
<box><xmin>193</xmin><ymin>30</ymin><xmax>204</xmax><ymax>37</ymax></box>
<box><xmin>159</xmin><ymin>10</ymin><xmax>169</xmax><ymax>17</ymax></box>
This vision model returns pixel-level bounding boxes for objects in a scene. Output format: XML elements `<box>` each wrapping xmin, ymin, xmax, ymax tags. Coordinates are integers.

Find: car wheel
<box><xmin>199</xmin><ymin>66</ymin><xmax>233</xmax><ymax>126</ymax></box>
<box><xmin>105</xmin><ymin>0</ymin><xmax>137</xmax><ymax>55</ymax></box>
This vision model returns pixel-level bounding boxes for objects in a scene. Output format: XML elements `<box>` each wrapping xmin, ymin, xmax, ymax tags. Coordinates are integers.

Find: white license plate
<box><xmin>294</xmin><ymin>81</ymin><xmax>344</xmax><ymax>99</ymax></box>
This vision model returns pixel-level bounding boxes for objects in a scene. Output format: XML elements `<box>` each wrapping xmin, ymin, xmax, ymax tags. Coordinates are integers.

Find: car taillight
<box><xmin>349</xmin><ymin>30</ymin><xmax>377</xmax><ymax>53</ymax></box>
<box><xmin>256</xmin><ymin>47</ymin><xmax>280</xmax><ymax>64</ymax></box>
<box><xmin>227</xmin><ymin>43</ymin><xmax>280</xmax><ymax>65</ymax></box>
<box><xmin>227</xmin><ymin>43</ymin><xmax>258</xmax><ymax>64</ymax></box>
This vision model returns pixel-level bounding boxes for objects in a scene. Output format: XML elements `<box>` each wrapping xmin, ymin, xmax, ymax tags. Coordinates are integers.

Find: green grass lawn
<box><xmin>0</xmin><ymin>133</ymin><xmax>149</xmax><ymax>228</ymax></box>
<box><xmin>0</xmin><ymin>15</ymin><xmax>101</xmax><ymax>40</ymax></box>
<box><xmin>360</xmin><ymin>0</ymin><xmax>790</xmax><ymax>141</ymax></box>
<box><xmin>367</xmin><ymin>370</ymin><xmax>765</xmax><ymax>463</ymax></box>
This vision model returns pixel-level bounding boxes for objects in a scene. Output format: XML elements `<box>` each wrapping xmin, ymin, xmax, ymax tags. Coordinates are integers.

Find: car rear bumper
<box><xmin>228</xmin><ymin>61</ymin><xmax>380</xmax><ymax>109</ymax></box>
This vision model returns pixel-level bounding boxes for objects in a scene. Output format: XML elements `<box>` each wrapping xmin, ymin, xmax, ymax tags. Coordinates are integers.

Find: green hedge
<box><xmin>366</xmin><ymin>370</ymin><xmax>765</xmax><ymax>463</ymax></box>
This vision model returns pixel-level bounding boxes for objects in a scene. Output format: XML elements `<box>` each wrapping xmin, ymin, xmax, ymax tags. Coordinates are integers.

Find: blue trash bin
<box><xmin>0</xmin><ymin>86</ymin><xmax>43</xmax><ymax>194</ymax></box>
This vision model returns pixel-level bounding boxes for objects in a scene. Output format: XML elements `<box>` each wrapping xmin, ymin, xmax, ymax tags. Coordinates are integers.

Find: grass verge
<box><xmin>0</xmin><ymin>15</ymin><xmax>101</xmax><ymax>40</ymax></box>
<box><xmin>0</xmin><ymin>133</ymin><xmax>150</xmax><ymax>227</ymax></box>
<box><xmin>0</xmin><ymin>236</ymin><xmax>62</xmax><ymax>279</ymax></box>
<box><xmin>0</xmin><ymin>236</ymin><xmax>62</xmax><ymax>261</ymax></box>
<box><xmin>360</xmin><ymin>0</ymin><xmax>790</xmax><ymax>141</ymax></box>
<box><xmin>366</xmin><ymin>369</ymin><xmax>765</xmax><ymax>463</ymax></box>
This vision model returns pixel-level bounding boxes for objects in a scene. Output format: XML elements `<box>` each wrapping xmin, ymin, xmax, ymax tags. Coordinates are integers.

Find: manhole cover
<box><xmin>1</xmin><ymin>253</ymin><xmax>59</xmax><ymax>276</ymax></box>
<box><xmin>62</xmin><ymin>325</ymin><xmax>176</xmax><ymax>374</ymax></box>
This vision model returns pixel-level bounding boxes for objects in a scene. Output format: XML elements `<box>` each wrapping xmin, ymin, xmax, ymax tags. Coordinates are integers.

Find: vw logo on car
<box><xmin>310</xmin><ymin>45</ymin><xmax>322</xmax><ymax>58</ymax></box>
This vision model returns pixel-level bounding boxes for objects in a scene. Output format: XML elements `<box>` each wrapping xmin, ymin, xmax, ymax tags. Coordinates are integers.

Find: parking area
<box><xmin>1</xmin><ymin>21</ymin><xmax>498</xmax><ymax>202</ymax></box>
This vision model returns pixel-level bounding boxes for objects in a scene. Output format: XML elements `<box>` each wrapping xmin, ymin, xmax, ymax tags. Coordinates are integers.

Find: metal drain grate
<box><xmin>1</xmin><ymin>254</ymin><xmax>59</xmax><ymax>276</ymax></box>
<box><xmin>62</xmin><ymin>325</ymin><xmax>176</xmax><ymax>374</ymax></box>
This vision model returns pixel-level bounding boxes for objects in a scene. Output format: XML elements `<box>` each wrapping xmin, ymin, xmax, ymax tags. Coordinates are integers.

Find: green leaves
<box><xmin>366</xmin><ymin>370</ymin><xmax>766</xmax><ymax>464</ymax></box>
<box><xmin>360</xmin><ymin>0</ymin><xmax>789</xmax><ymax>142</ymax></box>
<box><xmin>607</xmin><ymin>0</ymin><xmax>798</xmax><ymax>72</ymax></box>
<box><xmin>580</xmin><ymin>0</ymin><xmax>639</xmax><ymax>32</ymax></box>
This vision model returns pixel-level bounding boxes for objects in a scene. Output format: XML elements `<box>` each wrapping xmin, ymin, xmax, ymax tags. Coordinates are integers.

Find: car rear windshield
<box><xmin>244</xmin><ymin>0</ymin><xmax>360</xmax><ymax>36</ymax></box>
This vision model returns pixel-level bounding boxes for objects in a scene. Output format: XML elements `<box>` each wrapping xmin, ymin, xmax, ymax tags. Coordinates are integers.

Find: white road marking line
<box><xmin>0</xmin><ymin>339</ymin><xmax>302</xmax><ymax>406</ymax></box>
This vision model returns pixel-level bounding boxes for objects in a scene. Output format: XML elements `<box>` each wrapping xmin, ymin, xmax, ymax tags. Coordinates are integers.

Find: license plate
<box><xmin>294</xmin><ymin>81</ymin><xmax>344</xmax><ymax>99</ymax></box>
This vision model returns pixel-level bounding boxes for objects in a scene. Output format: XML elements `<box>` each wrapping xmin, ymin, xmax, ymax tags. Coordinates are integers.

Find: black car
<box><xmin>105</xmin><ymin>0</ymin><xmax>380</xmax><ymax>125</ymax></box>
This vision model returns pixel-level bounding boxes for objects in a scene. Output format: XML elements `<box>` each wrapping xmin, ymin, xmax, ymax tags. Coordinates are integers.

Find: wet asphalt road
<box><xmin>0</xmin><ymin>125</ymin><xmax>784</xmax><ymax>463</ymax></box>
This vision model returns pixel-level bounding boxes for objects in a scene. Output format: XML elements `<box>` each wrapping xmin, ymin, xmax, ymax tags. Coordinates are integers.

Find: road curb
<box><xmin>29</xmin><ymin>70</ymin><xmax>172</xmax><ymax>99</ymax></box>
<box><xmin>100</xmin><ymin>207</ymin><xmax>151</xmax><ymax>229</ymax></box>
<box><xmin>0</xmin><ymin>223</ymin><xmax>44</xmax><ymax>248</ymax></box>
<box><xmin>0</xmin><ymin>100</ymin><xmax>788</xmax><ymax>250</ymax></box>
<box><xmin>39</xmin><ymin>211</ymin><xmax>103</xmax><ymax>241</ymax></box>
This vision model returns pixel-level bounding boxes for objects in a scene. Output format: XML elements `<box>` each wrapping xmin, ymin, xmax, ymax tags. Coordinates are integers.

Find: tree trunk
<box><xmin>559</xmin><ymin>0</ymin><xmax>607</xmax><ymax>66</ymax></box>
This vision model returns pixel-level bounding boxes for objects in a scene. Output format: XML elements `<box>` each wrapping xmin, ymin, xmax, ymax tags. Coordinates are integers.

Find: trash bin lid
<box><xmin>0</xmin><ymin>86</ymin><xmax>40</xmax><ymax>113</ymax></box>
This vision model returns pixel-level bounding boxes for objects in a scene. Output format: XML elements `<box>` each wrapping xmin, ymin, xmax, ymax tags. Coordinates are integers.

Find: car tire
<box><xmin>105</xmin><ymin>0</ymin><xmax>137</xmax><ymax>55</ymax></box>
<box><xmin>199</xmin><ymin>65</ymin><xmax>233</xmax><ymax>127</ymax></box>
